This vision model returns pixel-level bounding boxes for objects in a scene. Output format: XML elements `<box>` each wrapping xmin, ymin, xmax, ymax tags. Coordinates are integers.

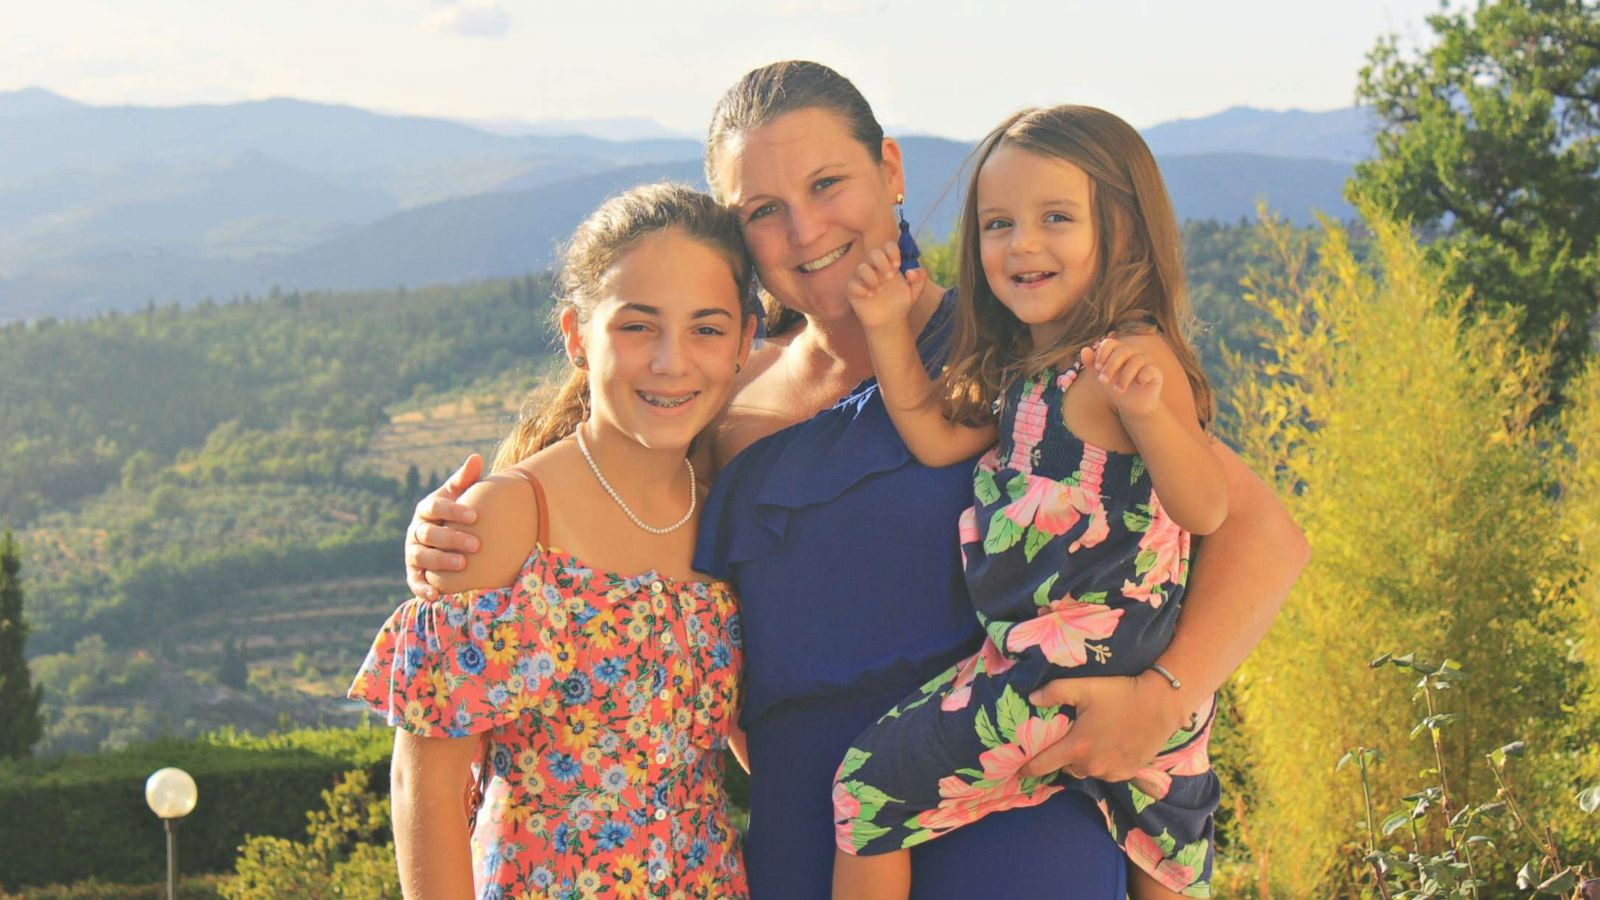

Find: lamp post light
<box><xmin>145</xmin><ymin>767</ymin><xmax>198</xmax><ymax>900</ymax></box>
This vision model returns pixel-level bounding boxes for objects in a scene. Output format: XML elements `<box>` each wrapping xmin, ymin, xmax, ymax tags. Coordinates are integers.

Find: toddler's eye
<box><xmin>1045</xmin><ymin>212</ymin><xmax>1073</xmax><ymax>224</ymax></box>
<box><xmin>982</xmin><ymin>217</ymin><xmax>1013</xmax><ymax>231</ymax></box>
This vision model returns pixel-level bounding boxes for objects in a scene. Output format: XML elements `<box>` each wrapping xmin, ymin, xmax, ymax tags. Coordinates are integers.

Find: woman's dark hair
<box><xmin>705</xmin><ymin>60</ymin><xmax>886</xmax><ymax>336</ymax></box>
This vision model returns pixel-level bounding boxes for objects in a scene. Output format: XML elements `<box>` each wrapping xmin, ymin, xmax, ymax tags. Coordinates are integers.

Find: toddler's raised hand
<box><xmin>845</xmin><ymin>241</ymin><xmax>926</xmax><ymax>331</ymax></box>
<box><xmin>1082</xmin><ymin>336</ymin><xmax>1163</xmax><ymax>420</ymax></box>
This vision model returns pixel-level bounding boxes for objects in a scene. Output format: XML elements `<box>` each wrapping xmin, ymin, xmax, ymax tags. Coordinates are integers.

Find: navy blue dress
<box><xmin>694</xmin><ymin>297</ymin><xmax>1126</xmax><ymax>899</ymax></box>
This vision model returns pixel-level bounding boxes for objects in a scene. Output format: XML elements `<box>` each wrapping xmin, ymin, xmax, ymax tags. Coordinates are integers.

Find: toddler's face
<box><xmin>976</xmin><ymin>145</ymin><xmax>1099</xmax><ymax>349</ymax></box>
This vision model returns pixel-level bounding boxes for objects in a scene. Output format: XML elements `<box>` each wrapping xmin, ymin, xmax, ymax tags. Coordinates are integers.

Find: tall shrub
<box><xmin>1224</xmin><ymin>211</ymin><xmax>1585</xmax><ymax>891</ymax></box>
<box><xmin>0</xmin><ymin>531</ymin><xmax>43</xmax><ymax>758</ymax></box>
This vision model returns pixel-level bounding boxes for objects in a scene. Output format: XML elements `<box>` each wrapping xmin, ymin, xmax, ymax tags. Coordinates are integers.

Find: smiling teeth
<box><xmin>640</xmin><ymin>392</ymin><xmax>695</xmax><ymax>408</ymax></box>
<box><xmin>798</xmin><ymin>244</ymin><xmax>850</xmax><ymax>273</ymax></box>
<box><xmin>1013</xmin><ymin>272</ymin><xmax>1054</xmax><ymax>283</ymax></box>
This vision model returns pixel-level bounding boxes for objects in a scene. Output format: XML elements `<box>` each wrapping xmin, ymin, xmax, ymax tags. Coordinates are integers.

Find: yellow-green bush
<box><xmin>1222</xmin><ymin>211</ymin><xmax>1591</xmax><ymax>892</ymax></box>
<box><xmin>220</xmin><ymin>769</ymin><xmax>399</xmax><ymax>900</ymax></box>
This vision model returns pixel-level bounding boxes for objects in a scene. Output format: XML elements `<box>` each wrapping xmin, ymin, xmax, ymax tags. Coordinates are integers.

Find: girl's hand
<box><xmin>1082</xmin><ymin>337</ymin><xmax>1163</xmax><ymax>420</ymax></box>
<box><xmin>405</xmin><ymin>454</ymin><xmax>484</xmax><ymax>601</ymax></box>
<box><xmin>1018</xmin><ymin>673</ymin><xmax>1188</xmax><ymax>782</ymax></box>
<box><xmin>845</xmin><ymin>241</ymin><xmax>927</xmax><ymax>332</ymax></box>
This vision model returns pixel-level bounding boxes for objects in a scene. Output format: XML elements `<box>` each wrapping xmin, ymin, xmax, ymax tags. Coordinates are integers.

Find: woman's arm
<box><xmin>390</xmin><ymin>729</ymin><xmax>481</xmax><ymax>899</ymax></box>
<box><xmin>1021</xmin><ymin>441</ymin><xmax>1307</xmax><ymax>780</ymax></box>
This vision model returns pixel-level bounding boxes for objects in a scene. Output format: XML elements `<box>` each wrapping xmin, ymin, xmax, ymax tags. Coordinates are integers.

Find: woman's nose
<box><xmin>786</xmin><ymin>201</ymin><xmax>827</xmax><ymax>250</ymax></box>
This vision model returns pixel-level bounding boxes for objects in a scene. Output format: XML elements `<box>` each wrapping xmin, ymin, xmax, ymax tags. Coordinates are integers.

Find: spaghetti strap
<box><xmin>504</xmin><ymin>468</ymin><xmax>552</xmax><ymax>547</ymax></box>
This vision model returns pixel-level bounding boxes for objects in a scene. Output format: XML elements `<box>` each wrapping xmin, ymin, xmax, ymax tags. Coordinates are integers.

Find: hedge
<box><xmin>0</xmin><ymin>728</ymin><xmax>390</xmax><ymax>890</ymax></box>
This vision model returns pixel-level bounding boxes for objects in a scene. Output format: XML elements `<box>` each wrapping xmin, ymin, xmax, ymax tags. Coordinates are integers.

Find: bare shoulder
<box><xmin>1114</xmin><ymin>330</ymin><xmax>1185</xmax><ymax>368</ymax></box>
<box><xmin>425</xmin><ymin>472</ymin><xmax>540</xmax><ymax>595</ymax></box>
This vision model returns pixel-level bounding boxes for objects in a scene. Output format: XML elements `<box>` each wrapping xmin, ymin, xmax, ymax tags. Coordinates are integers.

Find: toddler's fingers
<box><xmin>867</xmin><ymin>246</ymin><xmax>894</xmax><ymax>279</ymax></box>
<box><xmin>1117</xmin><ymin>357</ymin><xmax>1149</xmax><ymax>391</ymax></box>
<box><xmin>885</xmin><ymin>241</ymin><xmax>902</xmax><ymax>273</ymax></box>
<box><xmin>1094</xmin><ymin>336</ymin><xmax>1119</xmax><ymax>370</ymax></box>
<box><xmin>904</xmin><ymin>266</ymin><xmax>927</xmax><ymax>293</ymax></box>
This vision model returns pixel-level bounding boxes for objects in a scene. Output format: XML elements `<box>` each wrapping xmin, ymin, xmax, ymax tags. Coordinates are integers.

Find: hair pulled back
<box><xmin>492</xmin><ymin>182</ymin><xmax>754</xmax><ymax>471</ymax></box>
<box><xmin>705</xmin><ymin>60</ymin><xmax>886</xmax><ymax>336</ymax></box>
<box><xmin>941</xmin><ymin>105</ymin><xmax>1214</xmax><ymax>428</ymax></box>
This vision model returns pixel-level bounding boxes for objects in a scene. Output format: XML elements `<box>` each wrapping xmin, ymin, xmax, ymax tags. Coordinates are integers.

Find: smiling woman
<box><xmin>404</xmin><ymin>60</ymin><xmax>1309</xmax><ymax>900</ymax></box>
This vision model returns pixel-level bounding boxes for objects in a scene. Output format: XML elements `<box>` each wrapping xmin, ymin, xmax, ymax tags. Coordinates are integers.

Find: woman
<box><xmin>408</xmin><ymin>61</ymin><xmax>1307</xmax><ymax>898</ymax></box>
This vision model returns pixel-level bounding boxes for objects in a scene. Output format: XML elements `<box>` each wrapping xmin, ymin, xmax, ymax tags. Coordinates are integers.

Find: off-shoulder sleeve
<box><xmin>347</xmin><ymin>575</ymin><xmax>560</xmax><ymax>738</ymax></box>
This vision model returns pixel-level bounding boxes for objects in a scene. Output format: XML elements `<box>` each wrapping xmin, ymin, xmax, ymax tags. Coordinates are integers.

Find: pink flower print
<box><xmin>915</xmin><ymin>772</ymin><xmax>1055</xmax><ymax>832</ymax></box>
<box><xmin>1005</xmin><ymin>380</ymin><xmax>1049</xmax><ymax>472</ymax></box>
<box><xmin>1005</xmin><ymin>598</ymin><xmax>1124</xmax><ymax>668</ymax></box>
<box><xmin>1125</xmin><ymin>827</ymin><xmax>1199</xmax><ymax>891</ymax></box>
<box><xmin>958</xmin><ymin>506</ymin><xmax>979</xmax><ymax>545</ymax></box>
<box><xmin>941</xmin><ymin>638</ymin><xmax>1017</xmax><ymax>712</ymax></box>
<box><xmin>1130</xmin><ymin>766</ymin><xmax>1173</xmax><ymax>800</ymax></box>
<box><xmin>977</xmin><ymin>714</ymin><xmax>1073</xmax><ymax>781</ymax></box>
<box><xmin>915</xmin><ymin>714</ymin><xmax>1070</xmax><ymax>832</ymax></box>
<box><xmin>1121</xmin><ymin>493</ymin><xmax>1190</xmax><ymax>607</ymax></box>
<box><xmin>832</xmin><ymin>781</ymin><xmax>864</xmax><ymax>850</ymax></box>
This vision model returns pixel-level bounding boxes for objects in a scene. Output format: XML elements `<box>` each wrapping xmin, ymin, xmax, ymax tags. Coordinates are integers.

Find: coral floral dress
<box><xmin>349</xmin><ymin>472</ymin><xmax>747</xmax><ymax>899</ymax></box>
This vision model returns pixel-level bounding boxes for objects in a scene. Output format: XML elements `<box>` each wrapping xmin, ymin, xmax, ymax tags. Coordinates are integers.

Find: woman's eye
<box><xmin>982</xmin><ymin>218</ymin><xmax>1012</xmax><ymax>231</ymax></box>
<box><xmin>746</xmin><ymin>202</ymin><xmax>777</xmax><ymax>223</ymax></box>
<box><xmin>695</xmin><ymin>326</ymin><xmax>727</xmax><ymax>337</ymax></box>
<box><xmin>620</xmin><ymin>322</ymin><xmax>651</xmax><ymax>333</ymax></box>
<box><xmin>812</xmin><ymin>176</ymin><xmax>840</xmax><ymax>193</ymax></box>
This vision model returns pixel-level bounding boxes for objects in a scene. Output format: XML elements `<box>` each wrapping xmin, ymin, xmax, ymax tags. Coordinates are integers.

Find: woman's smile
<box><xmin>798</xmin><ymin>241</ymin><xmax>854</xmax><ymax>274</ymax></box>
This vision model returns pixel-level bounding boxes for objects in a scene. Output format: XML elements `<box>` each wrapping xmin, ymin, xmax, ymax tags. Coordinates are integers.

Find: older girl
<box><xmin>351</xmin><ymin>184</ymin><xmax>755</xmax><ymax>898</ymax></box>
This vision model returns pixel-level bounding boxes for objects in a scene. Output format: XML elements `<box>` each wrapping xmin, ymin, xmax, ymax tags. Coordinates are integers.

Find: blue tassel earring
<box><xmin>896</xmin><ymin>192</ymin><xmax>922</xmax><ymax>273</ymax></box>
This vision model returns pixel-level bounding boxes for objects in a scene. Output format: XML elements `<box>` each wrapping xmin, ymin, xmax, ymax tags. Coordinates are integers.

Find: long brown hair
<box><xmin>704</xmin><ymin>60</ymin><xmax>886</xmax><ymax>337</ymax></box>
<box><xmin>941</xmin><ymin>106</ymin><xmax>1214</xmax><ymax>427</ymax></box>
<box><xmin>492</xmin><ymin>183</ymin><xmax>754</xmax><ymax>471</ymax></box>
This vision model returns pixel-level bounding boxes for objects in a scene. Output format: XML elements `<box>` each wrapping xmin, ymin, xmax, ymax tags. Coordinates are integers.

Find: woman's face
<box><xmin>563</xmin><ymin>230</ymin><xmax>753</xmax><ymax>452</ymax></box>
<box><xmin>712</xmin><ymin>108</ymin><xmax>904</xmax><ymax>324</ymax></box>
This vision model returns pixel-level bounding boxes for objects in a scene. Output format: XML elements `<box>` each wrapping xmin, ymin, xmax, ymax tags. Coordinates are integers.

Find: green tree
<box><xmin>0</xmin><ymin>531</ymin><xmax>44</xmax><ymax>758</ymax></box>
<box><xmin>1352</xmin><ymin>0</ymin><xmax>1600</xmax><ymax>386</ymax></box>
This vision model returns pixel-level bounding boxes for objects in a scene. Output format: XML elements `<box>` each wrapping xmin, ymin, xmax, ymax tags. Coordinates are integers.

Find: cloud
<box><xmin>425</xmin><ymin>1</ymin><xmax>511</xmax><ymax>39</ymax></box>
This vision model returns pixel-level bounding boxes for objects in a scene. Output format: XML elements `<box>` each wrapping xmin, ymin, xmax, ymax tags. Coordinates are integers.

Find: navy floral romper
<box><xmin>833</xmin><ymin>360</ymin><xmax>1219</xmax><ymax>897</ymax></box>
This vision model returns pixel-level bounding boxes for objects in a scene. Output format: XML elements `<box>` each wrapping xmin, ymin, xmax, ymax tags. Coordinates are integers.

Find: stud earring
<box><xmin>573</xmin><ymin>355</ymin><xmax>587</xmax><ymax>369</ymax></box>
<box><xmin>896</xmin><ymin>193</ymin><xmax>922</xmax><ymax>274</ymax></box>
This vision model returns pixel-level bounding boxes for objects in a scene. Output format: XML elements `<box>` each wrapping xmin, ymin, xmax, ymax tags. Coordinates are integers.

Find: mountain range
<box><xmin>0</xmin><ymin>88</ymin><xmax>1373</xmax><ymax>322</ymax></box>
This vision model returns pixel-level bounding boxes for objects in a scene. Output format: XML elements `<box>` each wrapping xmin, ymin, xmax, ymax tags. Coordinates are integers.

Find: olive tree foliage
<box><xmin>1352</xmin><ymin>0</ymin><xmax>1600</xmax><ymax>386</ymax></box>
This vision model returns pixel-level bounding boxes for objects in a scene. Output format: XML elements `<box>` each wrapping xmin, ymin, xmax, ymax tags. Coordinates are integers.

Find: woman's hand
<box><xmin>406</xmin><ymin>454</ymin><xmax>485</xmax><ymax>601</ymax></box>
<box><xmin>1019</xmin><ymin>672</ymin><xmax>1188</xmax><ymax>782</ymax></box>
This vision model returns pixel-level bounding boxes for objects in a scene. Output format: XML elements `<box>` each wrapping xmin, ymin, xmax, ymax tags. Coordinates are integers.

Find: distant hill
<box><xmin>0</xmin><ymin>91</ymin><xmax>1370</xmax><ymax>321</ymax></box>
<box><xmin>1142</xmin><ymin>105</ymin><xmax>1377</xmax><ymax>163</ymax></box>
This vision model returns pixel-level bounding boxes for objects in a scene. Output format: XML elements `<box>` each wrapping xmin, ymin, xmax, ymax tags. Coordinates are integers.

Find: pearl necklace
<box><xmin>575</xmin><ymin>428</ymin><xmax>697</xmax><ymax>534</ymax></box>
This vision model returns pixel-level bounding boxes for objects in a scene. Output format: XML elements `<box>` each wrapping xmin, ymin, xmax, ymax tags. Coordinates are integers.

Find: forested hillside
<box><xmin>3</xmin><ymin>220</ymin><xmax>1280</xmax><ymax>756</ymax></box>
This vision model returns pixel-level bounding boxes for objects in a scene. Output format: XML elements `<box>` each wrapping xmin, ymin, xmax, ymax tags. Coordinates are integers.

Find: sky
<box><xmin>0</xmin><ymin>0</ymin><xmax>1450</xmax><ymax>139</ymax></box>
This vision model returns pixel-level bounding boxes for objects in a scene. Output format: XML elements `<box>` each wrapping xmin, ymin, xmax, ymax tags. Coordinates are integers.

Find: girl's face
<box><xmin>713</xmin><ymin>108</ymin><xmax>904</xmax><ymax>324</ymax></box>
<box><xmin>563</xmin><ymin>230</ymin><xmax>753</xmax><ymax>452</ymax></box>
<box><xmin>976</xmin><ymin>145</ymin><xmax>1099</xmax><ymax>349</ymax></box>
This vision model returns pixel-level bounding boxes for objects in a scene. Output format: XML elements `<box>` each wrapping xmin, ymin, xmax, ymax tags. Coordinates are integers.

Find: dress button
<box><xmin>654</xmin><ymin>751</ymin><xmax>668</xmax><ymax>764</ymax></box>
<box><xmin>661</xmin><ymin>632</ymin><xmax>674</xmax><ymax>645</ymax></box>
<box><xmin>658</xmin><ymin>689</ymin><xmax>671</xmax><ymax>701</ymax></box>
<box><xmin>653</xmin><ymin>808</ymin><xmax>667</xmax><ymax>821</ymax></box>
<box><xmin>650</xmin><ymin>580</ymin><xmax>665</xmax><ymax>593</ymax></box>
